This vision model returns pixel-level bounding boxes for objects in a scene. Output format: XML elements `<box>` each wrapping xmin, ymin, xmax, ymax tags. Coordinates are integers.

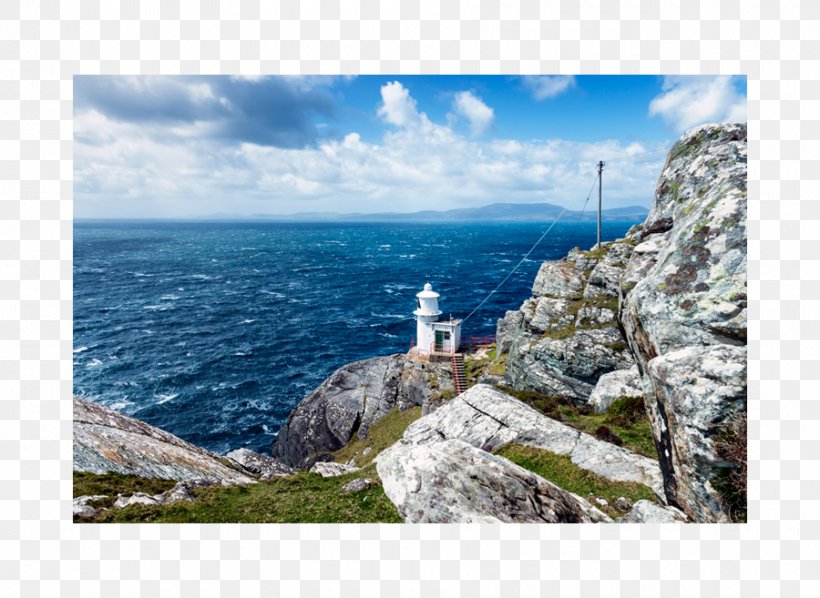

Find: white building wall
<box><xmin>416</xmin><ymin>315</ymin><xmax>436</xmax><ymax>353</ymax></box>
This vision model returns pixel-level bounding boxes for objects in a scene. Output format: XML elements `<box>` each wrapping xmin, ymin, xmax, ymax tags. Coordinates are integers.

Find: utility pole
<box><xmin>597</xmin><ymin>160</ymin><xmax>604</xmax><ymax>250</ymax></box>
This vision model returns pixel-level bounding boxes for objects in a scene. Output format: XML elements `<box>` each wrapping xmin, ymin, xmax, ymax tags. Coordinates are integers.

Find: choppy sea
<box><xmin>73</xmin><ymin>220</ymin><xmax>638</xmax><ymax>455</ymax></box>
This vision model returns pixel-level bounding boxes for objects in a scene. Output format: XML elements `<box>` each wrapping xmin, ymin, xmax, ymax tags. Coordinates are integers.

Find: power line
<box><xmin>461</xmin><ymin>171</ymin><xmax>600</xmax><ymax>324</ymax></box>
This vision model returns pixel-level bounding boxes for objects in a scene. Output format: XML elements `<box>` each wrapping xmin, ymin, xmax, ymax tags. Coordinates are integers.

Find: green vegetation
<box><xmin>495</xmin><ymin>444</ymin><xmax>656</xmax><ymax>518</ymax></box>
<box><xmin>496</xmin><ymin>388</ymin><xmax>657</xmax><ymax>458</ymax></box>
<box><xmin>538</xmin><ymin>293</ymin><xmax>620</xmax><ymax>341</ymax></box>
<box><xmin>77</xmin><ymin>405</ymin><xmax>425</xmax><ymax>524</ymax></box>
<box><xmin>332</xmin><ymin>406</ymin><xmax>421</xmax><ymax>467</ymax></box>
<box><xmin>462</xmin><ymin>344</ymin><xmax>507</xmax><ymax>384</ymax></box>
<box><xmin>86</xmin><ymin>464</ymin><xmax>402</xmax><ymax>524</ymax></box>
<box><xmin>74</xmin><ymin>472</ymin><xmax>176</xmax><ymax>509</ymax></box>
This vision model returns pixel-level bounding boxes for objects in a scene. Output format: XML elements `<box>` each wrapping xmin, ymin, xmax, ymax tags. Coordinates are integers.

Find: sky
<box><xmin>74</xmin><ymin>75</ymin><xmax>747</xmax><ymax>219</ymax></box>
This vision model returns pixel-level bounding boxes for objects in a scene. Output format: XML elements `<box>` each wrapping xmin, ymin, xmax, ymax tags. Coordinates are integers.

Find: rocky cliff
<box><xmin>495</xmin><ymin>122</ymin><xmax>747</xmax><ymax>522</ymax></box>
<box><xmin>497</xmin><ymin>238</ymin><xmax>639</xmax><ymax>401</ymax></box>
<box><xmin>619</xmin><ymin>123</ymin><xmax>747</xmax><ymax>522</ymax></box>
<box><xmin>74</xmin><ymin>397</ymin><xmax>255</xmax><ymax>484</ymax></box>
<box><xmin>271</xmin><ymin>354</ymin><xmax>454</xmax><ymax>468</ymax></box>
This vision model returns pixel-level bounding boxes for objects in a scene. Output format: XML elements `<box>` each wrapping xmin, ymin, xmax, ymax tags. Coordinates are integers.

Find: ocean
<box><xmin>73</xmin><ymin>220</ymin><xmax>638</xmax><ymax>455</ymax></box>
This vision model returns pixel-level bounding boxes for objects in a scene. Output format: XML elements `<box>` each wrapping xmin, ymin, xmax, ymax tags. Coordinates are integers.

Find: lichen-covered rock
<box><xmin>619</xmin><ymin>123</ymin><xmax>747</xmax><ymax>522</ymax></box>
<box><xmin>621</xmin><ymin>123</ymin><xmax>747</xmax><ymax>360</ymax></box>
<box><xmin>531</xmin><ymin>260</ymin><xmax>587</xmax><ymax>299</ymax></box>
<box><xmin>495</xmin><ymin>309</ymin><xmax>523</xmax><ymax>355</ymax></box>
<box><xmin>397</xmin><ymin>385</ymin><xmax>665</xmax><ymax>500</ymax></box>
<box><xmin>376</xmin><ymin>438</ymin><xmax>611</xmax><ymax>523</ymax></box>
<box><xmin>505</xmin><ymin>327</ymin><xmax>634</xmax><ymax>401</ymax></box>
<box><xmin>225</xmin><ymin>448</ymin><xmax>292</xmax><ymax>479</ymax></box>
<box><xmin>643</xmin><ymin>345</ymin><xmax>746</xmax><ymax>522</ymax></box>
<box><xmin>272</xmin><ymin>354</ymin><xmax>453</xmax><ymax>468</ymax></box>
<box><xmin>499</xmin><ymin>240</ymin><xmax>637</xmax><ymax>401</ymax></box>
<box><xmin>621</xmin><ymin>499</ymin><xmax>688</xmax><ymax>523</ymax></box>
<box><xmin>73</xmin><ymin>397</ymin><xmax>254</xmax><ymax>485</ymax></box>
<box><xmin>309</xmin><ymin>461</ymin><xmax>359</xmax><ymax>478</ymax></box>
<box><xmin>588</xmin><ymin>366</ymin><xmax>643</xmax><ymax>413</ymax></box>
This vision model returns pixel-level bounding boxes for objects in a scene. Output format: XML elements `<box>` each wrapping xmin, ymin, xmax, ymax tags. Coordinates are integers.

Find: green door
<box><xmin>434</xmin><ymin>330</ymin><xmax>450</xmax><ymax>351</ymax></box>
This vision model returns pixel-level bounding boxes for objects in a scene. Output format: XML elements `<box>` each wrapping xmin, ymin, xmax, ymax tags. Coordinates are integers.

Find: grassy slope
<box><xmin>495</xmin><ymin>444</ymin><xmax>656</xmax><ymax>518</ymax></box>
<box><xmin>497</xmin><ymin>388</ymin><xmax>657</xmax><ymax>459</ymax></box>
<box><xmin>90</xmin><ymin>464</ymin><xmax>401</xmax><ymax>523</ymax></box>
<box><xmin>74</xmin><ymin>406</ymin><xmax>424</xmax><ymax>523</ymax></box>
<box><xmin>332</xmin><ymin>406</ymin><xmax>422</xmax><ymax>467</ymax></box>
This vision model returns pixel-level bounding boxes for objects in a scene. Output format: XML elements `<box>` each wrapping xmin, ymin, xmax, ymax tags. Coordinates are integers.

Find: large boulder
<box><xmin>376</xmin><ymin>438</ymin><xmax>610</xmax><ymax>523</ymax></box>
<box><xmin>396</xmin><ymin>384</ymin><xmax>665</xmax><ymax>500</ymax></box>
<box><xmin>619</xmin><ymin>123</ymin><xmax>748</xmax><ymax>522</ymax></box>
<box><xmin>73</xmin><ymin>397</ymin><xmax>254</xmax><ymax>485</ymax></box>
<box><xmin>588</xmin><ymin>366</ymin><xmax>643</xmax><ymax>413</ymax></box>
<box><xmin>272</xmin><ymin>354</ymin><xmax>452</xmax><ymax>468</ymax></box>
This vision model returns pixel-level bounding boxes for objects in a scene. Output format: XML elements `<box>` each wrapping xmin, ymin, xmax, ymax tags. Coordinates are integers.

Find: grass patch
<box><xmin>74</xmin><ymin>471</ymin><xmax>177</xmax><ymax>508</ymax></box>
<box><xmin>496</xmin><ymin>388</ymin><xmax>657</xmax><ymax>458</ymax></box>
<box><xmin>332</xmin><ymin>406</ymin><xmax>421</xmax><ymax>468</ymax></box>
<box><xmin>495</xmin><ymin>444</ymin><xmax>656</xmax><ymax>518</ymax></box>
<box><xmin>87</xmin><ymin>464</ymin><xmax>402</xmax><ymax>524</ymax></box>
<box><xmin>463</xmin><ymin>345</ymin><xmax>507</xmax><ymax>384</ymax></box>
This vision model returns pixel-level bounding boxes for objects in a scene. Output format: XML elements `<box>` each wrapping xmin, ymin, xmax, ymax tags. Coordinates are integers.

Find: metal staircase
<box><xmin>451</xmin><ymin>353</ymin><xmax>466</xmax><ymax>396</ymax></box>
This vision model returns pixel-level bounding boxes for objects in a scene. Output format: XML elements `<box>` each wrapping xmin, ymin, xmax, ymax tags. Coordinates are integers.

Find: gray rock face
<box><xmin>506</xmin><ymin>327</ymin><xmax>635</xmax><ymax>401</ymax></box>
<box><xmin>495</xmin><ymin>310</ymin><xmax>523</xmax><ymax>355</ymax></box>
<box><xmin>588</xmin><ymin>366</ymin><xmax>643</xmax><ymax>413</ymax></box>
<box><xmin>499</xmin><ymin>241</ymin><xmax>636</xmax><ymax>401</ymax></box>
<box><xmin>376</xmin><ymin>439</ymin><xmax>611</xmax><ymax>523</ymax></box>
<box><xmin>397</xmin><ymin>385</ymin><xmax>665</xmax><ymax>500</ymax></box>
<box><xmin>272</xmin><ymin>354</ymin><xmax>451</xmax><ymax>468</ymax></box>
<box><xmin>73</xmin><ymin>397</ymin><xmax>254</xmax><ymax>485</ymax></box>
<box><xmin>618</xmin><ymin>123</ymin><xmax>747</xmax><ymax>522</ymax></box>
<box><xmin>643</xmin><ymin>345</ymin><xmax>746</xmax><ymax>522</ymax></box>
<box><xmin>309</xmin><ymin>461</ymin><xmax>360</xmax><ymax>478</ymax></box>
<box><xmin>225</xmin><ymin>448</ymin><xmax>292</xmax><ymax>479</ymax></box>
<box><xmin>622</xmin><ymin>500</ymin><xmax>688</xmax><ymax>523</ymax></box>
<box><xmin>620</xmin><ymin>123</ymin><xmax>747</xmax><ymax>361</ymax></box>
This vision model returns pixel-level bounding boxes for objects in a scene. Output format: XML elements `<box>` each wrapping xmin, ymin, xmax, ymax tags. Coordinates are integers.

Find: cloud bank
<box><xmin>74</xmin><ymin>77</ymin><xmax>671</xmax><ymax>218</ymax></box>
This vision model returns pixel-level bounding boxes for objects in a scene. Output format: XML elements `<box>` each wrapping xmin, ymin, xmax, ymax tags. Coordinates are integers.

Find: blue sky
<box><xmin>74</xmin><ymin>75</ymin><xmax>746</xmax><ymax>218</ymax></box>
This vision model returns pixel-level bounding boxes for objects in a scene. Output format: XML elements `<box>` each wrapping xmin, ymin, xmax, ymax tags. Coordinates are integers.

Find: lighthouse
<box><xmin>413</xmin><ymin>282</ymin><xmax>461</xmax><ymax>356</ymax></box>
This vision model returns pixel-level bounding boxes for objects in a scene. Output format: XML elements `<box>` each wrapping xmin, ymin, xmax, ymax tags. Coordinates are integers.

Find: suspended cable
<box><xmin>461</xmin><ymin>171</ymin><xmax>600</xmax><ymax>324</ymax></box>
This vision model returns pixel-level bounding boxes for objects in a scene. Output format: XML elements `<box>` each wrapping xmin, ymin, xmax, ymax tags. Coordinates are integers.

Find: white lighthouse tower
<box><xmin>413</xmin><ymin>282</ymin><xmax>461</xmax><ymax>356</ymax></box>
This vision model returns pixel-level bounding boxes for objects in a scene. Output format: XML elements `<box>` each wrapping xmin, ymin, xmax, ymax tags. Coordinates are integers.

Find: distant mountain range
<box><xmin>200</xmin><ymin>202</ymin><xmax>650</xmax><ymax>223</ymax></box>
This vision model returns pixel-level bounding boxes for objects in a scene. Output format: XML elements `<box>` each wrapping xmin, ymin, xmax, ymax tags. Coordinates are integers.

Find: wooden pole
<box><xmin>597</xmin><ymin>161</ymin><xmax>604</xmax><ymax>249</ymax></box>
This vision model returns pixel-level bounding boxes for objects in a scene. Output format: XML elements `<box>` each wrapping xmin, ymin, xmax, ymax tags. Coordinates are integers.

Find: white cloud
<box><xmin>75</xmin><ymin>80</ymin><xmax>670</xmax><ymax>218</ymax></box>
<box><xmin>523</xmin><ymin>76</ymin><xmax>576</xmax><ymax>100</ymax></box>
<box><xmin>377</xmin><ymin>81</ymin><xmax>422</xmax><ymax>127</ymax></box>
<box><xmin>452</xmin><ymin>91</ymin><xmax>494</xmax><ymax>136</ymax></box>
<box><xmin>649</xmin><ymin>76</ymin><xmax>747</xmax><ymax>132</ymax></box>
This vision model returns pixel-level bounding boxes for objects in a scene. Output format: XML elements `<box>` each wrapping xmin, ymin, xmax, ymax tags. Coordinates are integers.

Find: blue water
<box><xmin>73</xmin><ymin>220</ymin><xmax>637</xmax><ymax>455</ymax></box>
